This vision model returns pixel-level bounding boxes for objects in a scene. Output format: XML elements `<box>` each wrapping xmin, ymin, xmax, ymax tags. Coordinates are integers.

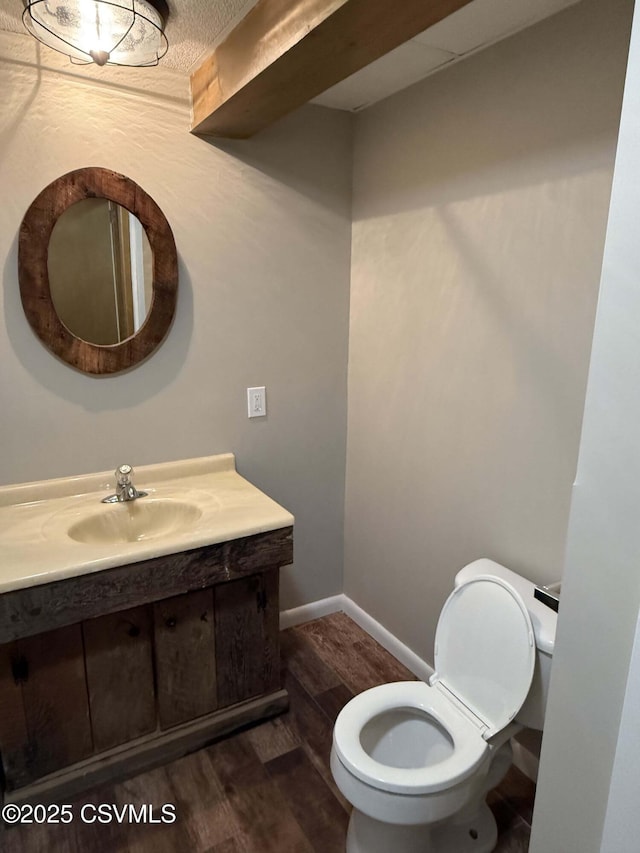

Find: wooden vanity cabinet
<box><xmin>0</xmin><ymin>527</ymin><xmax>292</xmax><ymax>803</ymax></box>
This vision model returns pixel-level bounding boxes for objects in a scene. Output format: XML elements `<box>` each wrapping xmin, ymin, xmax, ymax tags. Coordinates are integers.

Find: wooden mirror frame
<box><xmin>19</xmin><ymin>167</ymin><xmax>178</xmax><ymax>375</ymax></box>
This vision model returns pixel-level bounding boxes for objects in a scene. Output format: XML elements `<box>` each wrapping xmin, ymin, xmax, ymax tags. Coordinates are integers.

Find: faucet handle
<box><xmin>102</xmin><ymin>464</ymin><xmax>146</xmax><ymax>504</ymax></box>
<box><xmin>115</xmin><ymin>464</ymin><xmax>133</xmax><ymax>486</ymax></box>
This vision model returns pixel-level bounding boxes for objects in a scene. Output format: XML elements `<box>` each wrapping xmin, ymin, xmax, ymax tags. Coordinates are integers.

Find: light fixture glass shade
<box><xmin>23</xmin><ymin>0</ymin><xmax>169</xmax><ymax>67</ymax></box>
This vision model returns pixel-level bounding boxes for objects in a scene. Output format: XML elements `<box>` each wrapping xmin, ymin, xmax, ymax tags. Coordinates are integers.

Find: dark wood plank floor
<box><xmin>0</xmin><ymin>612</ymin><xmax>535</xmax><ymax>852</ymax></box>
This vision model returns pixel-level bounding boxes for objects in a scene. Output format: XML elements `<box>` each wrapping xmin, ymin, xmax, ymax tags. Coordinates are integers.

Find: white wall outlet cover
<box><xmin>247</xmin><ymin>386</ymin><xmax>266</xmax><ymax>418</ymax></box>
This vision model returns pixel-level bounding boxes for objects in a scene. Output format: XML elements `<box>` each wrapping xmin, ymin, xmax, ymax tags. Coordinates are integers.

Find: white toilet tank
<box><xmin>454</xmin><ymin>559</ymin><xmax>557</xmax><ymax>731</ymax></box>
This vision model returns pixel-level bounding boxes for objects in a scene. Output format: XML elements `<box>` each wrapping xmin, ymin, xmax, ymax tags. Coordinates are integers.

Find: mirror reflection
<box><xmin>48</xmin><ymin>198</ymin><xmax>153</xmax><ymax>345</ymax></box>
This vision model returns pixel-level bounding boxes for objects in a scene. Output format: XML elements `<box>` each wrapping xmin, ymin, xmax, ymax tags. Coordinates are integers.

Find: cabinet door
<box><xmin>0</xmin><ymin>624</ymin><xmax>92</xmax><ymax>789</ymax></box>
<box><xmin>214</xmin><ymin>569</ymin><xmax>280</xmax><ymax>708</ymax></box>
<box><xmin>83</xmin><ymin>605</ymin><xmax>156</xmax><ymax>752</ymax></box>
<box><xmin>0</xmin><ymin>642</ymin><xmax>31</xmax><ymax>789</ymax></box>
<box><xmin>154</xmin><ymin>588</ymin><xmax>217</xmax><ymax>730</ymax></box>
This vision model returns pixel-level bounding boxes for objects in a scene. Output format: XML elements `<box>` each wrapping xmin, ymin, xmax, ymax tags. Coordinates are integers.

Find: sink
<box><xmin>0</xmin><ymin>453</ymin><xmax>295</xmax><ymax>594</ymax></box>
<box><xmin>67</xmin><ymin>499</ymin><xmax>203</xmax><ymax>545</ymax></box>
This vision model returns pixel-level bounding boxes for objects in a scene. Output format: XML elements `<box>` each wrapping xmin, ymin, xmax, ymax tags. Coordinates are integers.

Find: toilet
<box><xmin>330</xmin><ymin>559</ymin><xmax>557</xmax><ymax>853</ymax></box>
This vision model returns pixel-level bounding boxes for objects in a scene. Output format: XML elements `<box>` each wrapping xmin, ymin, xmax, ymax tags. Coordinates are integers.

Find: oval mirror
<box><xmin>19</xmin><ymin>167</ymin><xmax>178</xmax><ymax>374</ymax></box>
<box><xmin>48</xmin><ymin>198</ymin><xmax>154</xmax><ymax>346</ymax></box>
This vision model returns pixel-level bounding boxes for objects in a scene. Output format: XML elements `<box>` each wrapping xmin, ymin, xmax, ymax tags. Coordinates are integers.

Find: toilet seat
<box><xmin>333</xmin><ymin>575</ymin><xmax>536</xmax><ymax>797</ymax></box>
<box><xmin>333</xmin><ymin>681</ymin><xmax>488</xmax><ymax>795</ymax></box>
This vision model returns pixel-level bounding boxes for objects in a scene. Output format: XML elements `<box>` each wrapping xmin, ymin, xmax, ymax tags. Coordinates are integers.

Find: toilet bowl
<box><xmin>331</xmin><ymin>561</ymin><xmax>557</xmax><ymax>853</ymax></box>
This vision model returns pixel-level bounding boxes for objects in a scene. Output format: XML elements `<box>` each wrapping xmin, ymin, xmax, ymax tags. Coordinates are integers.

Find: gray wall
<box><xmin>0</xmin><ymin>33</ymin><xmax>353</xmax><ymax>610</ymax></box>
<box><xmin>345</xmin><ymin>0</ymin><xmax>633</xmax><ymax>662</ymax></box>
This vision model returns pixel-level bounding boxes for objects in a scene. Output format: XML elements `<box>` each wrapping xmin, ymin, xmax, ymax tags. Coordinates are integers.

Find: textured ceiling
<box><xmin>0</xmin><ymin>0</ymin><xmax>257</xmax><ymax>74</ymax></box>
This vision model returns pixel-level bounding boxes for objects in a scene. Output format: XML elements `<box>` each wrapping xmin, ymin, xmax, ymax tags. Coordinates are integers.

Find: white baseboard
<box><xmin>280</xmin><ymin>594</ymin><xmax>433</xmax><ymax>682</ymax></box>
<box><xmin>340</xmin><ymin>597</ymin><xmax>434</xmax><ymax>683</ymax></box>
<box><xmin>279</xmin><ymin>594</ymin><xmax>346</xmax><ymax>630</ymax></box>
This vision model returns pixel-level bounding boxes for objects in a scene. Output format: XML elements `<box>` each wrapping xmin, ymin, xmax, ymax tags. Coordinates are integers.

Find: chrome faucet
<box><xmin>102</xmin><ymin>464</ymin><xmax>148</xmax><ymax>504</ymax></box>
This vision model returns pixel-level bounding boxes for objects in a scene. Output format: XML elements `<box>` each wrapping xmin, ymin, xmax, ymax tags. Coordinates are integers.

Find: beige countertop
<box><xmin>0</xmin><ymin>453</ymin><xmax>294</xmax><ymax>594</ymax></box>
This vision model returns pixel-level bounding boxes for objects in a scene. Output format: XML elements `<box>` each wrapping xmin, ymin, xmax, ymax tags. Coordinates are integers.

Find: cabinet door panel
<box><xmin>215</xmin><ymin>569</ymin><xmax>280</xmax><ymax>708</ymax></box>
<box><xmin>83</xmin><ymin>605</ymin><xmax>156</xmax><ymax>752</ymax></box>
<box><xmin>0</xmin><ymin>642</ymin><xmax>31</xmax><ymax>789</ymax></box>
<box><xmin>18</xmin><ymin>624</ymin><xmax>92</xmax><ymax>783</ymax></box>
<box><xmin>154</xmin><ymin>588</ymin><xmax>216</xmax><ymax>729</ymax></box>
<box><xmin>262</xmin><ymin>568</ymin><xmax>281</xmax><ymax>695</ymax></box>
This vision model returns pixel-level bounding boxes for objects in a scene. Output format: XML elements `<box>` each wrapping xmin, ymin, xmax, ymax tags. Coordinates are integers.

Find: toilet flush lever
<box><xmin>534</xmin><ymin>585</ymin><xmax>560</xmax><ymax>613</ymax></box>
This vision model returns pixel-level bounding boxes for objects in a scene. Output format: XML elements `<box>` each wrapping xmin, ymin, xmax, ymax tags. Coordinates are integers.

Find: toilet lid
<box><xmin>432</xmin><ymin>575</ymin><xmax>535</xmax><ymax>739</ymax></box>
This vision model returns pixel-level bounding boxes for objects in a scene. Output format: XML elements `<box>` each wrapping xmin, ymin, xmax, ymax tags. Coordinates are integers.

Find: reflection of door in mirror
<box><xmin>47</xmin><ymin>199</ymin><xmax>153</xmax><ymax>346</ymax></box>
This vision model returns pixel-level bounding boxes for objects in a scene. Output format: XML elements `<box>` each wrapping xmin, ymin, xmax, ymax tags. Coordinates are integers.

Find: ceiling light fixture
<box><xmin>22</xmin><ymin>0</ymin><xmax>169</xmax><ymax>67</ymax></box>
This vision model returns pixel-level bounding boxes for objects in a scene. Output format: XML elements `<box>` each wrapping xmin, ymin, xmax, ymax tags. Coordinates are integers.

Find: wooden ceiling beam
<box><xmin>190</xmin><ymin>0</ymin><xmax>474</xmax><ymax>139</ymax></box>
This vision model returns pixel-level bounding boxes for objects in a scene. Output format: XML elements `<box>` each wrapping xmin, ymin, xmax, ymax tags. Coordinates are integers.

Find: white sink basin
<box><xmin>67</xmin><ymin>499</ymin><xmax>203</xmax><ymax>545</ymax></box>
<box><xmin>0</xmin><ymin>453</ymin><xmax>294</xmax><ymax>594</ymax></box>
